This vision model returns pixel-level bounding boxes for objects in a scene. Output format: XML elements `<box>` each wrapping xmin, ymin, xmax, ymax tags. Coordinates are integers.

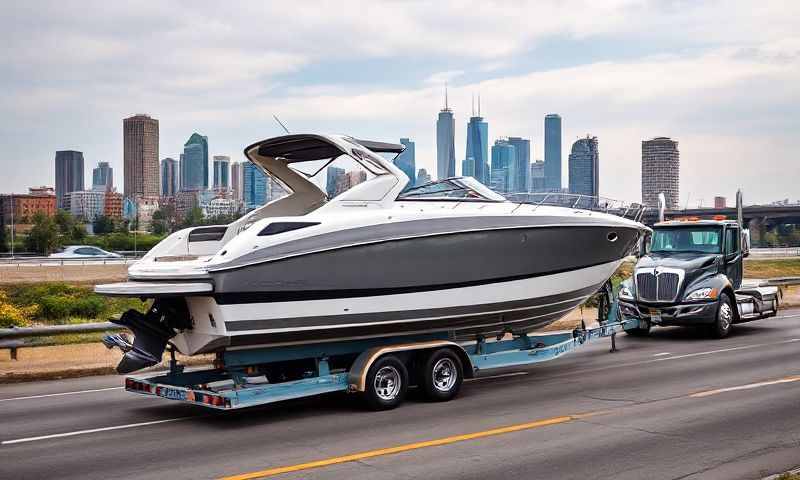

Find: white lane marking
<box><xmin>652</xmin><ymin>352</ymin><xmax>672</xmax><ymax>357</ymax></box>
<box><xmin>690</xmin><ymin>375</ymin><xmax>800</xmax><ymax>398</ymax></box>
<box><xmin>1</xmin><ymin>417</ymin><xmax>193</xmax><ymax>445</ymax></box>
<box><xmin>650</xmin><ymin>338</ymin><xmax>800</xmax><ymax>363</ymax></box>
<box><xmin>466</xmin><ymin>371</ymin><xmax>528</xmax><ymax>382</ymax></box>
<box><xmin>0</xmin><ymin>386</ymin><xmax>123</xmax><ymax>403</ymax></box>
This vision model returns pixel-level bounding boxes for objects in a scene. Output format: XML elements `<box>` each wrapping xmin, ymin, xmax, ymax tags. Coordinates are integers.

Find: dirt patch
<box><xmin>0</xmin><ymin>264</ymin><xmax>129</xmax><ymax>285</ymax></box>
<box><xmin>744</xmin><ymin>258</ymin><xmax>800</xmax><ymax>279</ymax></box>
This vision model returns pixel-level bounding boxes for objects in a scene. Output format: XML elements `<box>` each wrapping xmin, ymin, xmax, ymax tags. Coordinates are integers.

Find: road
<box><xmin>2</xmin><ymin>310</ymin><xmax>800</xmax><ymax>480</ymax></box>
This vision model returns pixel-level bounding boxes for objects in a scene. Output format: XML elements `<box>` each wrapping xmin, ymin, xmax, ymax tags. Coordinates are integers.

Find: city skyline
<box><xmin>1</xmin><ymin>2</ymin><xmax>798</xmax><ymax>205</ymax></box>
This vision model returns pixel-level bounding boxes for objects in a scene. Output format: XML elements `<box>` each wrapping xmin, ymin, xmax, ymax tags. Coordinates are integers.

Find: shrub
<box><xmin>0</xmin><ymin>291</ymin><xmax>38</xmax><ymax>328</ymax></box>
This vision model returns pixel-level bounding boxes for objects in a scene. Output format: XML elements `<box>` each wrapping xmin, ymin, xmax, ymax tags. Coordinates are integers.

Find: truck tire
<box><xmin>709</xmin><ymin>293</ymin><xmax>734</xmax><ymax>339</ymax></box>
<box><xmin>419</xmin><ymin>348</ymin><xmax>463</xmax><ymax>402</ymax></box>
<box><xmin>363</xmin><ymin>354</ymin><xmax>408</xmax><ymax>411</ymax></box>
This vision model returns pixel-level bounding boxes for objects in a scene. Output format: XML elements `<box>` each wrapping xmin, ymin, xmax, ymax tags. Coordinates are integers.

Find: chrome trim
<box><xmin>634</xmin><ymin>267</ymin><xmax>685</xmax><ymax>303</ymax></box>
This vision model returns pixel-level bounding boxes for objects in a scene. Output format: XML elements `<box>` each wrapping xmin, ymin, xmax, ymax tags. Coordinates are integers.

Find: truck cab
<box><xmin>618</xmin><ymin>219</ymin><xmax>778</xmax><ymax>338</ymax></box>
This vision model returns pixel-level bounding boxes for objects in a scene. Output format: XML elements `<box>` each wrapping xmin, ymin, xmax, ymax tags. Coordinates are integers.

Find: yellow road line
<box><xmin>690</xmin><ymin>375</ymin><xmax>800</xmax><ymax>398</ymax></box>
<box><xmin>220</xmin><ymin>414</ymin><xmax>583</xmax><ymax>480</ymax></box>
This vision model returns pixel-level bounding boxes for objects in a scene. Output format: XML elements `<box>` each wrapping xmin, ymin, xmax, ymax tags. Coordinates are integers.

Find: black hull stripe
<box><xmin>228</xmin><ymin>309</ymin><xmax>575</xmax><ymax>348</ymax></box>
<box><xmin>214</xmin><ymin>261</ymin><xmax>614</xmax><ymax>305</ymax></box>
<box><xmin>224</xmin><ymin>282</ymin><xmax>603</xmax><ymax>332</ymax></box>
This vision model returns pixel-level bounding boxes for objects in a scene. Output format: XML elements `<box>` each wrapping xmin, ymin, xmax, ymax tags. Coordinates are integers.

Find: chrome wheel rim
<box><xmin>374</xmin><ymin>366</ymin><xmax>401</xmax><ymax>401</ymax></box>
<box><xmin>432</xmin><ymin>358</ymin><xmax>457</xmax><ymax>393</ymax></box>
<box><xmin>719</xmin><ymin>302</ymin><xmax>733</xmax><ymax>330</ymax></box>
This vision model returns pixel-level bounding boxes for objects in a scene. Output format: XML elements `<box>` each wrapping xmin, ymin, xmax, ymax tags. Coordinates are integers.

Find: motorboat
<box><xmin>96</xmin><ymin>134</ymin><xmax>648</xmax><ymax>373</ymax></box>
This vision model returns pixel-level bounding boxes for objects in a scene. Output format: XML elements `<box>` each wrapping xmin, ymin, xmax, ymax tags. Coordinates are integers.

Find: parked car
<box><xmin>49</xmin><ymin>246</ymin><xmax>122</xmax><ymax>259</ymax></box>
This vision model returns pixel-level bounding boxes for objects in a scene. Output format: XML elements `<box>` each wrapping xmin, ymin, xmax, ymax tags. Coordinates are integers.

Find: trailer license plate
<box><xmin>158</xmin><ymin>387</ymin><xmax>186</xmax><ymax>401</ymax></box>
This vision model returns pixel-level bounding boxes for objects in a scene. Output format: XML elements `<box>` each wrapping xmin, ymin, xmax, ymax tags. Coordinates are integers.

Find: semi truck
<box><xmin>618</xmin><ymin>191</ymin><xmax>780</xmax><ymax>338</ymax></box>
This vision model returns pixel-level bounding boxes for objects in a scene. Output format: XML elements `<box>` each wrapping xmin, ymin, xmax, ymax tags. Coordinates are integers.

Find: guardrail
<box><xmin>0</xmin><ymin>257</ymin><xmax>140</xmax><ymax>266</ymax></box>
<box><xmin>0</xmin><ymin>322</ymin><xmax>125</xmax><ymax>360</ymax></box>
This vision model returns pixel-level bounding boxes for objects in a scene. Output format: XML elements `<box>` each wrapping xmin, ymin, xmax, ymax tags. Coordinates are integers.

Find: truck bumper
<box><xmin>618</xmin><ymin>299</ymin><xmax>718</xmax><ymax>326</ymax></box>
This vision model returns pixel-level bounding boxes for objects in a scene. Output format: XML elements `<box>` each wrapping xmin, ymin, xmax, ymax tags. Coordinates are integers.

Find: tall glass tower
<box><xmin>92</xmin><ymin>161</ymin><xmax>113</xmax><ymax>192</ymax></box>
<box><xmin>181</xmin><ymin>133</ymin><xmax>209</xmax><ymax>191</ymax></box>
<box><xmin>465</xmin><ymin>94</ymin><xmax>489</xmax><ymax>184</ymax></box>
<box><xmin>436</xmin><ymin>86</ymin><xmax>455</xmax><ymax>180</ymax></box>
<box><xmin>243</xmin><ymin>162</ymin><xmax>267</xmax><ymax>211</ymax></box>
<box><xmin>213</xmin><ymin>155</ymin><xmax>230</xmax><ymax>191</ymax></box>
<box><xmin>506</xmin><ymin>137</ymin><xmax>530</xmax><ymax>193</ymax></box>
<box><xmin>568</xmin><ymin>135</ymin><xmax>599</xmax><ymax>198</ymax></box>
<box><xmin>544</xmin><ymin>114</ymin><xmax>562</xmax><ymax>191</ymax></box>
<box><xmin>490</xmin><ymin>140</ymin><xmax>515</xmax><ymax>194</ymax></box>
<box><xmin>394</xmin><ymin>138</ymin><xmax>416</xmax><ymax>185</ymax></box>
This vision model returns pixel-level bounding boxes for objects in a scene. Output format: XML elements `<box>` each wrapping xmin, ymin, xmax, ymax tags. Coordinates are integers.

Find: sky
<box><xmin>1</xmin><ymin>0</ymin><xmax>798</xmax><ymax>206</ymax></box>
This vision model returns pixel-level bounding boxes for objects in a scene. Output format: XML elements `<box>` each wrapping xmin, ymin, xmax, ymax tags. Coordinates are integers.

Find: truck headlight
<box><xmin>686</xmin><ymin>287</ymin><xmax>718</xmax><ymax>301</ymax></box>
<box><xmin>619</xmin><ymin>286</ymin><xmax>634</xmax><ymax>301</ymax></box>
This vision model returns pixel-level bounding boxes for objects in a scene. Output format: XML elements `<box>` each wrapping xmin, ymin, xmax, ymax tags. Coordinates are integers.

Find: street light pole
<box><xmin>10</xmin><ymin>194</ymin><xmax>14</xmax><ymax>259</ymax></box>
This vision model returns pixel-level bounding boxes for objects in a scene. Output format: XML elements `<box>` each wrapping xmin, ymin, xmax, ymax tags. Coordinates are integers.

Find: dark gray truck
<box><xmin>618</xmin><ymin>217</ymin><xmax>780</xmax><ymax>338</ymax></box>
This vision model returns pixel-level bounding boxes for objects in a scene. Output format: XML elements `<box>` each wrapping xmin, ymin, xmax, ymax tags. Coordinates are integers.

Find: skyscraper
<box><xmin>530</xmin><ymin>160</ymin><xmax>545</xmax><ymax>192</ymax></box>
<box><xmin>568</xmin><ymin>135</ymin><xmax>599</xmax><ymax>198</ymax></box>
<box><xmin>181</xmin><ymin>133</ymin><xmax>209</xmax><ymax>191</ymax></box>
<box><xmin>231</xmin><ymin>162</ymin><xmax>244</xmax><ymax>202</ymax></box>
<box><xmin>92</xmin><ymin>162</ymin><xmax>113</xmax><ymax>192</ymax></box>
<box><xmin>326</xmin><ymin>166</ymin><xmax>346</xmax><ymax>198</ymax></box>
<box><xmin>436</xmin><ymin>87</ymin><xmax>455</xmax><ymax>180</ymax></box>
<box><xmin>55</xmin><ymin>150</ymin><xmax>84</xmax><ymax>209</ymax></box>
<box><xmin>642</xmin><ymin>137</ymin><xmax>680</xmax><ymax>209</ymax></box>
<box><xmin>417</xmin><ymin>168</ymin><xmax>432</xmax><ymax>186</ymax></box>
<box><xmin>465</xmin><ymin>96</ymin><xmax>489</xmax><ymax>184</ymax></box>
<box><xmin>544</xmin><ymin>114</ymin><xmax>562</xmax><ymax>191</ymax></box>
<box><xmin>461</xmin><ymin>157</ymin><xmax>475</xmax><ymax>178</ymax></box>
<box><xmin>506</xmin><ymin>137</ymin><xmax>530</xmax><ymax>193</ymax></box>
<box><xmin>490</xmin><ymin>140</ymin><xmax>515</xmax><ymax>194</ymax></box>
<box><xmin>394</xmin><ymin>138</ymin><xmax>416</xmax><ymax>185</ymax></box>
<box><xmin>123</xmin><ymin>114</ymin><xmax>159</xmax><ymax>198</ymax></box>
<box><xmin>213</xmin><ymin>155</ymin><xmax>230</xmax><ymax>191</ymax></box>
<box><xmin>160</xmin><ymin>158</ymin><xmax>179</xmax><ymax>197</ymax></box>
<box><xmin>243</xmin><ymin>162</ymin><xmax>267</xmax><ymax>211</ymax></box>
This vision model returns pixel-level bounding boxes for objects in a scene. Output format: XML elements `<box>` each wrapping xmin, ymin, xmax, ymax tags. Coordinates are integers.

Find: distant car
<box><xmin>49</xmin><ymin>246</ymin><xmax>122</xmax><ymax>259</ymax></box>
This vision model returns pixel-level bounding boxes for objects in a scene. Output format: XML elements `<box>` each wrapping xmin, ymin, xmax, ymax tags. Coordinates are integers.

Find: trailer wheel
<box><xmin>363</xmin><ymin>355</ymin><xmax>408</xmax><ymax>411</ymax></box>
<box><xmin>420</xmin><ymin>348</ymin><xmax>463</xmax><ymax>402</ymax></box>
<box><xmin>709</xmin><ymin>293</ymin><xmax>734</xmax><ymax>339</ymax></box>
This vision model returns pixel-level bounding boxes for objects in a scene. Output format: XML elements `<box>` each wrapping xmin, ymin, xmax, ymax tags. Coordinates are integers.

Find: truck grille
<box><xmin>637</xmin><ymin>271</ymin><xmax>681</xmax><ymax>302</ymax></box>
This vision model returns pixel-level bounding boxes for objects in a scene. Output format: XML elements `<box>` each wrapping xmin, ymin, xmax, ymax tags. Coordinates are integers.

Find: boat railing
<box><xmin>505</xmin><ymin>192</ymin><xmax>651</xmax><ymax>222</ymax></box>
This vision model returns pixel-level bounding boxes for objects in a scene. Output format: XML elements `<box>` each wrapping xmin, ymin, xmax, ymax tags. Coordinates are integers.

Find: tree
<box><xmin>92</xmin><ymin>215</ymin><xmax>115</xmax><ymax>235</ymax></box>
<box><xmin>182</xmin><ymin>206</ymin><xmax>204</xmax><ymax>228</ymax></box>
<box><xmin>54</xmin><ymin>209</ymin><xmax>76</xmax><ymax>236</ymax></box>
<box><xmin>71</xmin><ymin>223</ymin><xmax>87</xmax><ymax>242</ymax></box>
<box><xmin>25</xmin><ymin>212</ymin><xmax>60</xmax><ymax>255</ymax></box>
<box><xmin>0</xmin><ymin>225</ymin><xmax>8</xmax><ymax>253</ymax></box>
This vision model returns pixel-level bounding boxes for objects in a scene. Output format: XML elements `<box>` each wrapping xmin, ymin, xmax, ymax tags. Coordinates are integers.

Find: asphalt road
<box><xmin>2</xmin><ymin>309</ymin><xmax>800</xmax><ymax>480</ymax></box>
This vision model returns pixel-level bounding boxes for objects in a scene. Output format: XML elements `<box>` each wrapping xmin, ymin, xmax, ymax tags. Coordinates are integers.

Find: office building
<box><xmin>0</xmin><ymin>189</ymin><xmax>57</xmax><ymax>231</ymax></box>
<box><xmin>506</xmin><ymin>137</ymin><xmax>530</xmax><ymax>193</ymax></box>
<box><xmin>394</xmin><ymin>138</ymin><xmax>416</xmax><ymax>184</ymax></box>
<box><xmin>568</xmin><ymin>135</ymin><xmax>599</xmax><ymax>198</ymax></box>
<box><xmin>714</xmin><ymin>196</ymin><xmax>727</xmax><ymax>209</ymax></box>
<box><xmin>530</xmin><ymin>160</ymin><xmax>545</xmax><ymax>192</ymax></box>
<box><xmin>92</xmin><ymin>162</ymin><xmax>113</xmax><ymax>192</ymax></box>
<box><xmin>462</xmin><ymin>157</ymin><xmax>475</xmax><ymax>178</ymax></box>
<box><xmin>213</xmin><ymin>155</ymin><xmax>230</xmax><ymax>191</ymax></box>
<box><xmin>642</xmin><ymin>137</ymin><xmax>680</xmax><ymax>209</ymax></box>
<box><xmin>243</xmin><ymin>162</ymin><xmax>267</xmax><ymax>211</ymax></box>
<box><xmin>490</xmin><ymin>139</ymin><xmax>515</xmax><ymax>194</ymax></box>
<box><xmin>181</xmin><ymin>133</ymin><xmax>209</xmax><ymax>191</ymax></box>
<box><xmin>417</xmin><ymin>168</ymin><xmax>432</xmax><ymax>186</ymax></box>
<box><xmin>55</xmin><ymin>150</ymin><xmax>84</xmax><ymax>209</ymax></box>
<box><xmin>465</xmin><ymin>96</ymin><xmax>489</xmax><ymax>184</ymax></box>
<box><xmin>231</xmin><ymin>162</ymin><xmax>244</xmax><ymax>202</ymax></box>
<box><xmin>544</xmin><ymin>114</ymin><xmax>562</xmax><ymax>191</ymax></box>
<box><xmin>65</xmin><ymin>190</ymin><xmax>105</xmax><ymax>221</ymax></box>
<box><xmin>104</xmin><ymin>192</ymin><xmax>123</xmax><ymax>219</ymax></box>
<box><xmin>160</xmin><ymin>158</ymin><xmax>179</xmax><ymax>197</ymax></box>
<box><xmin>436</xmin><ymin>88</ymin><xmax>456</xmax><ymax>180</ymax></box>
<box><xmin>123</xmin><ymin>114</ymin><xmax>159</xmax><ymax>198</ymax></box>
<box><xmin>326</xmin><ymin>166</ymin><xmax>346</xmax><ymax>198</ymax></box>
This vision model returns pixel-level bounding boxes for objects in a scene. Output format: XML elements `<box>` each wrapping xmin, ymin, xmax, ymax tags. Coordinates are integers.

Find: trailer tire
<box><xmin>363</xmin><ymin>355</ymin><xmax>408</xmax><ymax>411</ymax></box>
<box><xmin>709</xmin><ymin>293</ymin><xmax>734</xmax><ymax>339</ymax></box>
<box><xmin>419</xmin><ymin>348</ymin><xmax>463</xmax><ymax>402</ymax></box>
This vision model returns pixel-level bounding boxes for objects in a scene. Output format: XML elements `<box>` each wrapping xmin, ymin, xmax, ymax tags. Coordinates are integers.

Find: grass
<box><xmin>744</xmin><ymin>258</ymin><xmax>800</xmax><ymax>279</ymax></box>
<box><xmin>776</xmin><ymin>473</ymin><xmax>800</xmax><ymax>480</ymax></box>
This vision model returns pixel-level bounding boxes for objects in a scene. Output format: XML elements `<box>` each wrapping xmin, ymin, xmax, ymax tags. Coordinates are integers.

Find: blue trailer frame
<box><xmin>124</xmin><ymin>309</ymin><xmax>645</xmax><ymax>410</ymax></box>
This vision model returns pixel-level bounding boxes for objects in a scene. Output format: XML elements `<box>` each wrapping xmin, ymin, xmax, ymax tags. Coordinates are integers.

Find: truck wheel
<box><xmin>709</xmin><ymin>293</ymin><xmax>734</xmax><ymax>339</ymax></box>
<box><xmin>420</xmin><ymin>349</ymin><xmax>463</xmax><ymax>402</ymax></box>
<box><xmin>625</xmin><ymin>319</ymin><xmax>651</xmax><ymax>337</ymax></box>
<box><xmin>363</xmin><ymin>355</ymin><xmax>408</xmax><ymax>411</ymax></box>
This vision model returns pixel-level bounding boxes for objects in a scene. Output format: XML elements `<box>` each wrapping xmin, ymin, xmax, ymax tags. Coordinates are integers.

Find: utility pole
<box><xmin>10</xmin><ymin>194</ymin><xmax>14</xmax><ymax>258</ymax></box>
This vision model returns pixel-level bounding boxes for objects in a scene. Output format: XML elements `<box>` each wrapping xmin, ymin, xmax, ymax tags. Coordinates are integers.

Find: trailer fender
<box><xmin>348</xmin><ymin>340</ymin><xmax>473</xmax><ymax>393</ymax></box>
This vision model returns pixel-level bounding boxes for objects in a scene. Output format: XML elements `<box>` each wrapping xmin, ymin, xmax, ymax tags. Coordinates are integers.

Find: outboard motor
<box><xmin>103</xmin><ymin>299</ymin><xmax>192</xmax><ymax>374</ymax></box>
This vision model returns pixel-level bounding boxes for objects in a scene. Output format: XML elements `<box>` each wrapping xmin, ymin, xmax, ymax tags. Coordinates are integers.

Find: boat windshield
<box><xmin>398</xmin><ymin>177</ymin><xmax>507</xmax><ymax>202</ymax></box>
<box><xmin>287</xmin><ymin>153</ymin><xmax>384</xmax><ymax>200</ymax></box>
<box><xmin>650</xmin><ymin>226</ymin><xmax>722</xmax><ymax>254</ymax></box>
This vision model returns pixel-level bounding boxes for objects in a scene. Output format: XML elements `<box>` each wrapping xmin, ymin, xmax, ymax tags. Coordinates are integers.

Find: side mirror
<box><xmin>741</xmin><ymin>229</ymin><xmax>750</xmax><ymax>258</ymax></box>
<box><xmin>637</xmin><ymin>234</ymin><xmax>650</xmax><ymax>258</ymax></box>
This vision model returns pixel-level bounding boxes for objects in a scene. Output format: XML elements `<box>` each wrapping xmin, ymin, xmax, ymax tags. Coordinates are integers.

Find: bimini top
<box><xmin>249</xmin><ymin>134</ymin><xmax>405</xmax><ymax>163</ymax></box>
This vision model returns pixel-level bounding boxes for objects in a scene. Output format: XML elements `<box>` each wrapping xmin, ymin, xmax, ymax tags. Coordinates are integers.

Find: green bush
<box><xmin>3</xmin><ymin>283</ymin><xmax>149</xmax><ymax>323</ymax></box>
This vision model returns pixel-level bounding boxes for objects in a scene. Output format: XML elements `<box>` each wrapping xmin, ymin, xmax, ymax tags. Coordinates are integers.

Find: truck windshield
<box><xmin>650</xmin><ymin>226</ymin><xmax>722</xmax><ymax>254</ymax></box>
